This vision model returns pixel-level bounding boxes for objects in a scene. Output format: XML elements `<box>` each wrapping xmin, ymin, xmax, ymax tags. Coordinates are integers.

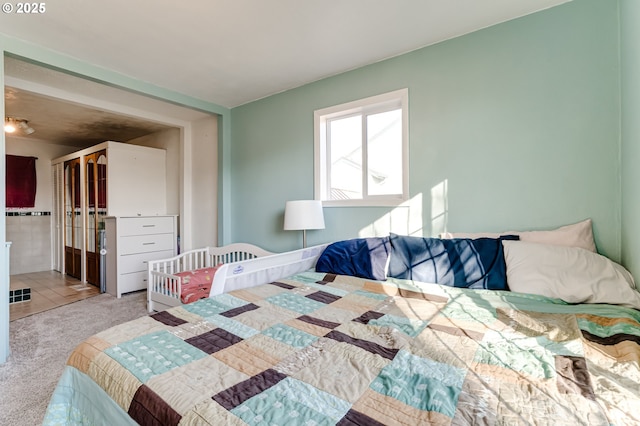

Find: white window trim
<box><xmin>314</xmin><ymin>88</ymin><xmax>409</xmax><ymax>207</ymax></box>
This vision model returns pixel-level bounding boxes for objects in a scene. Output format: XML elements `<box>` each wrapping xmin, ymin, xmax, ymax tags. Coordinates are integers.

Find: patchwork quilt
<box><xmin>44</xmin><ymin>271</ymin><xmax>640</xmax><ymax>425</ymax></box>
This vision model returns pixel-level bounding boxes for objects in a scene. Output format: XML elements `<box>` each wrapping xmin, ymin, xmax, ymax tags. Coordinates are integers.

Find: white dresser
<box><xmin>105</xmin><ymin>215</ymin><xmax>177</xmax><ymax>298</ymax></box>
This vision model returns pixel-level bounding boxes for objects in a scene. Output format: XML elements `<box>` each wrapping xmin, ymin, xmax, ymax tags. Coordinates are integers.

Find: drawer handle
<box><xmin>142</xmin><ymin>225</ymin><xmax>156</xmax><ymax>227</ymax></box>
<box><xmin>142</xmin><ymin>242</ymin><xmax>156</xmax><ymax>246</ymax></box>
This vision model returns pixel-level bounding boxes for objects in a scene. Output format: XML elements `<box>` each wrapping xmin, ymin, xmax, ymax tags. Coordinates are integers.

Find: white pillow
<box><xmin>503</xmin><ymin>240</ymin><xmax>640</xmax><ymax>309</ymax></box>
<box><xmin>440</xmin><ymin>219</ymin><xmax>596</xmax><ymax>252</ymax></box>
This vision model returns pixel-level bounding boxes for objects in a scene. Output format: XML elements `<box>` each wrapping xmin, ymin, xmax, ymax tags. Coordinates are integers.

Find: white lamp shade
<box><xmin>284</xmin><ymin>200</ymin><xmax>325</xmax><ymax>231</ymax></box>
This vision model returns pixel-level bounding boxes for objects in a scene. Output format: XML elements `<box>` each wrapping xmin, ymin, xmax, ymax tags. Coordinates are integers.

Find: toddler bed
<box><xmin>44</xmin><ymin>222</ymin><xmax>640</xmax><ymax>425</ymax></box>
<box><xmin>147</xmin><ymin>243</ymin><xmax>275</xmax><ymax>312</ymax></box>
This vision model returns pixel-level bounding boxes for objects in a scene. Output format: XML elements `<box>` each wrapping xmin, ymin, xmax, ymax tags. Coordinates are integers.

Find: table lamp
<box><xmin>284</xmin><ymin>200</ymin><xmax>325</xmax><ymax>248</ymax></box>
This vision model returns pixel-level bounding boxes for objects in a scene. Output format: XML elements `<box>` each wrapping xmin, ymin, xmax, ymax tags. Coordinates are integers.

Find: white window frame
<box><xmin>314</xmin><ymin>88</ymin><xmax>409</xmax><ymax>207</ymax></box>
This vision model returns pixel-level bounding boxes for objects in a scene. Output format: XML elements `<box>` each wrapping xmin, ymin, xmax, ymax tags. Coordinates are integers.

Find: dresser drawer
<box><xmin>119</xmin><ymin>249</ymin><xmax>175</xmax><ymax>274</ymax></box>
<box><xmin>119</xmin><ymin>233</ymin><xmax>175</xmax><ymax>255</ymax></box>
<box><xmin>118</xmin><ymin>216</ymin><xmax>175</xmax><ymax>236</ymax></box>
<box><xmin>119</xmin><ymin>271</ymin><xmax>147</xmax><ymax>294</ymax></box>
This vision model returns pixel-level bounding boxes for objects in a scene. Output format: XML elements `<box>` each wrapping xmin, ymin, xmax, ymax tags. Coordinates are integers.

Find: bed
<box><xmin>147</xmin><ymin>243</ymin><xmax>274</xmax><ymax>313</ymax></box>
<box><xmin>43</xmin><ymin>225</ymin><xmax>640</xmax><ymax>425</ymax></box>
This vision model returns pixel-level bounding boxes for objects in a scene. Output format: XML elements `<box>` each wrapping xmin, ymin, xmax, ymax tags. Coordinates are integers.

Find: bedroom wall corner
<box><xmin>190</xmin><ymin>116</ymin><xmax>218</xmax><ymax>249</ymax></box>
<box><xmin>620</xmin><ymin>0</ymin><xmax>640</xmax><ymax>281</ymax></box>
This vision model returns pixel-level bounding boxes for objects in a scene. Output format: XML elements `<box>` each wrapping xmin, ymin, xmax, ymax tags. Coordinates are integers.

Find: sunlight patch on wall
<box><xmin>358</xmin><ymin>193</ymin><xmax>423</xmax><ymax>237</ymax></box>
<box><xmin>431</xmin><ymin>179</ymin><xmax>449</xmax><ymax>237</ymax></box>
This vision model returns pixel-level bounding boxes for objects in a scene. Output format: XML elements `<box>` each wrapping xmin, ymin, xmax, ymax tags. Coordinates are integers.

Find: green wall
<box><xmin>621</xmin><ymin>0</ymin><xmax>640</xmax><ymax>280</ymax></box>
<box><xmin>231</xmin><ymin>0</ymin><xmax>622</xmax><ymax>259</ymax></box>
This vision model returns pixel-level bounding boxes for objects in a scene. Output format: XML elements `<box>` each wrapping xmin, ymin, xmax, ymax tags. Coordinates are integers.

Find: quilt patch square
<box><xmin>231</xmin><ymin>377</ymin><xmax>351</xmax><ymax>425</ymax></box>
<box><xmin>352</xmin><ymin>310</ymin><xmax>385</xmax><ymax>324</ymax></box>
<box><xmin>555</xmin><ymin>355</ymin><xmax>595</xmax><ymax>400</ymax></box>
<box><xmin>269</xmin><ymin>281</ymin><xmax>296</xmax><ymax>290</ymax></box>
<box><xmin>215</xmin><ymin>337</ymin><xmax>285</xmax><ymax>377</ymax></box>
<box><xmin>497</xmin><ymin>309</ymin><xmax>581</xmax><ymax>342</ymax></box>
<box><xmin>306</xmin><ymin>290</ymin><xmax>342</xmax><ymax>304</ymax></box>
<box><xmin>230</xmin><ymin>303</ymin><xmax>300</xmax><ymax>332</ymax></box>
<box><xmin>150</xmin><ymin>311</ymin><xmax>188</xmax><ymax>327</ymax></box>
<box><xmin>95</xmin><ymin>316</ymin><xmax>168</xmax><ymax>346</ymax></box>
<box><xmin>385</xmin><ymin>296</ymin><xmax>444</xmax><ymax>322</ymax></box>
<box><xmin>439</xmin><ymin>295</ymin><xmax>497</xmax><ymax>324</ymax></box>
<box><xmin>145</xmin><ymin>356</ymin><xmax>251</xmax><ymax>414</ymax></box>
<box><xmin>128</xmin><ymin>384</ymin><xmax>182</xmax><ymax>426</ymax></box>
<box><xmin>202</xmin><ymin>314</ymin><xmax>260</xmax><ymax>340</ymax></box>
<box><xmin>411</xmin><ymin>326</ymin><xmax>481</xmax><ymax>369</ymax></box>
<box><xmin>330</xmin><ymin>293</ymin><xmax>383</xmax><ymax>314</ymax></box>
<box><xmin>352</xmin><ymin>388</ymin><xmax>454</xmax><ymax>425</ymax></box>
<box><xmin>288</xmin><ymin>271</ymin><xmax>328</xmax><ymax>285</ymax></box>
<box><xmin>87</xmin><ymin>352</ymin><xmax>142</xmax><ymax>410</ymax></box>
<box><xmin>290</xmin><ymin>340</ymin><xmax>388</xmax><ymax>404</ymax></box>
<box><xmin>304</xmin><ymin>282</ymin><xmax>349</xmax><ymax>297</ymax></box>
<box><xmin>475</xmin><ymin>330</ymin><xmax>583</xmax><ymax>380</ymax></box>
<box><xmin>370</xmin><ymin>350</ymin><xmax>465</xmax><ymax>417</ymax></box>
<box><xmin>369</xmin><ymin>314</ymin><xmax>430</xmax><ymax>337</ymax></box>
<box><xmin>303</xmin><ymin>305</ymin><xmax>365</xmax><ymax>326</ymax></box>
<box><xmin>327</xmin><ymin>330</ymin><xmax>398</xmax><ymax>360</ymax></box>
<box><xmin>490</xmin><ymin>378</ymin><xmax>608</xmax><ymax>425</ymax></box>
<box><xmin>266</xmin><ymin>292</ymin><xmax>326</xmax><ymax>315</ymax></box>
<box><xmin>297</xmin><ymin>315</ymin><xmax>341</xmax><ymax>330</ymax></box>
<box><xmin>213</xmin><ymin>368</ymin><xmax>286</xmax><ymax>410</ymax></box>
<box><xmin>185</xmin><ymin>328</ymin><xmax>243</xmax><ymax>355</ymax></box>
<box><xmin>286</xmin><ymin>318</ymin><xmax>335</xmax><ymax>338</ymax></box>
<box><xmin>262</xmin><ymin>323</ymin><xmax>318</xmax><ymax>348</ymax></box>
<box><xmin>219</xmin><ymin>303</ymin><xmax>260</xmax><ymax>318</ymax></box>
<box><xmin>181</xmin><ymin>294</ymin><xmax>248</xmax><ymax>318</ymax></box>
<box><xmin>453</xmin><ymin>372</ymin><xmax>499</xmax><ymax>425</ymax></box>
<box><xmin>105</xmin><ymin>331</ymin><xmax>207</xmax><ymax>383</ymax></box>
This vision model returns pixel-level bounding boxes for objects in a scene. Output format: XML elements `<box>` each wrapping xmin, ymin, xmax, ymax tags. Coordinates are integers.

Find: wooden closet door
<box><xmin>64</xmin><ymin>159</ymin><xmax>82</xmax><ymax>279</ymax></box>
<box><xmin>85</xmin><ymin>150</ymin><xmax>106</xmax><ymax>286</ymax></box>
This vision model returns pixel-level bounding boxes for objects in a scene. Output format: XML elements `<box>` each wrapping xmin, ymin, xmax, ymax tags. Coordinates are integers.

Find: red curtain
<box><xmin>6</xmin><ymin>155</ymin><xmax>37</xmax><ymax>208</ymax></box>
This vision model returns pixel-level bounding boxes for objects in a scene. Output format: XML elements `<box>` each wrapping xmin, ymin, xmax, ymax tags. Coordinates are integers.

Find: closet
<box><xmin>63</xmin><ymin>158</ymin><xmax>82</xmax><ymax>279</ymax></box>
<box><xmin>85</xmin><ymin>150</ymin><xmax>107</xmax><ymax>285</ymax></box>
<box><xmin>52</xmin><ymin>141</ymin><xmax>169</xmax><ymax>285</ymax></box>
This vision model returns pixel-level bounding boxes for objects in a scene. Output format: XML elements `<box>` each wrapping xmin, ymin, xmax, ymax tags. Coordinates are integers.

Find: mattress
<box><xmin>44</xmin><ymin>270</ymin><xmax>640</xmax><ymax>425</ymax></box>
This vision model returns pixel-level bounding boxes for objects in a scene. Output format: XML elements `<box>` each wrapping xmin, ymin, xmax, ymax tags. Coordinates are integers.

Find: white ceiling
<box><xmin>0</xmin><ymin>0</ymin><xmax>570</xmax><ymax>109</ymax></box>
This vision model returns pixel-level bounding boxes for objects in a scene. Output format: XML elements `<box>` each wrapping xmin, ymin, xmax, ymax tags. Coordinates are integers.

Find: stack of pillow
<box><xmin>315</xmin><ymin>219</ymin><xmax>640</xmax><ymax>310</ymax></box>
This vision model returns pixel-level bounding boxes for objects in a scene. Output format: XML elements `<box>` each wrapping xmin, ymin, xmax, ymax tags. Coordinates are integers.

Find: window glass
<box><xmin>329</xmin><ymin>114</ymin><xmax>362</xmax><ymax>199</ymax></box>
<box><xmin>314</xmin><ymin>88</ymin><xmax>408</xmax><ymax>206</ymax></box>
<box><xmin>367</xmin><ymin>109</ymin><xmax>402</xmax><ymax>196</ymax></box>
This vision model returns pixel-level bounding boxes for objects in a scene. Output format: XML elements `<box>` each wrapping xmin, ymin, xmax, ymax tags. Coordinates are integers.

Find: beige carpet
<box><xmin>0</xmin><ymin>291</ymin><xmax>148</xmax><ymax>426</ymax></box>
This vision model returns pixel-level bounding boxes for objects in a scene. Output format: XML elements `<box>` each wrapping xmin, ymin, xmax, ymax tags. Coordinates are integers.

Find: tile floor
<box><xmin>9</xmin><ymin>270</ymin><xmax>101</xmax><ymax>321</ymax></box>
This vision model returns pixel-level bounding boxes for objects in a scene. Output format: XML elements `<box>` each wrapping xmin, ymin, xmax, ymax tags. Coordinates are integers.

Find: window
<box><xmin>314</xmin><ymin>88</ymin><xmax>408</xmax><ymax>206</ymax></box>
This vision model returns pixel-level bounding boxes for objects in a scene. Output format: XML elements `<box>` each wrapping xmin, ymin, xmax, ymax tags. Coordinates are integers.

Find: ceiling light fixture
<box><xmin>4</xmin><ymin>117</ymin><xmax>17</xmax><ymax>133</ymax></box>
<box><xmin>4</xmin><ymin>117</ymin><xmax>35</xmax><ymax>135</ymax></box>
<box><xmin>17</xmin><ymin>120</ymin><xmax>35</xmax><ymax>135</ymax></box>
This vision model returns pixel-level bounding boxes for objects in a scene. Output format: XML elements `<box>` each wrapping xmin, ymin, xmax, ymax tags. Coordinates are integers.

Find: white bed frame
<box><xmin>147</xmin><ymin>243</ymin><xmax>328</xmax><ymax>312</ymax></box>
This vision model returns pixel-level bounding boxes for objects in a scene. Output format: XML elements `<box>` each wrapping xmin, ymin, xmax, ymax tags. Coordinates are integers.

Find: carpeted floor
<box><xmin>0</xmin><ymin>291</ymin><xmax>148</xmax><ymax>426</ymax></box>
